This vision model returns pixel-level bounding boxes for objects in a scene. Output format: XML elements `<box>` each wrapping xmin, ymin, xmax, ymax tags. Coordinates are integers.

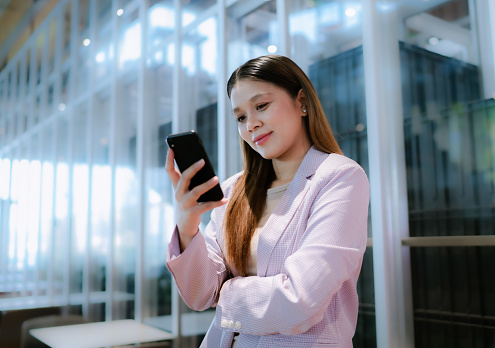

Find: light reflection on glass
<box><xmin>149</xmin><ymin>5</ymin><xmax>174</xmax><ymax>29</ymax></box>
<box><xmin>115</xmin><ymin>166</ymin><xmax>136</xmax><ymax>213</ymax></box>
<box><xmin>55</xmin><ymin>163</ymin><xmax>69</xmax><ymax>220</ymax></box>
<box><xmin>16</xmin><ymin>160</ymin><xmax>30</xmax><ymax>269</ymax></box>
<box><xmin>119</xmin><ymin>21</ymin><xmax>142</xmax><ymax>68</ymax></box>
<box><xmin>73</xmin><ymin>164</ymin><xmax>89</xmax><ymax>253</ymax></box>
<box><xmin>183</xmin><ymin>11</ymin><xmax>195</xmax><ymax>27</ymax></box>
<box><xmin>10</xmin><ymin>159</ymin><xmax>19</xmax><ymax>202</ymax></box>
<box><xmin>40</xmin><ymin>162</ymin><xmax>54</xmax><ymax>255</ymax></box>
<box><xmin>182</xmin><ymin>44</ymin><xmax>195</xmax><ymax>75</ymax></box>
<box><xmin>8</xmin><ymin>203</ymin><xmax>17</xmax><ymax>260</ymax></box>
<box><xmin>0</xmin><ymin>159</ymin><xmax>10</xmax><ymax>199</ymax></box>
<box><xmin>27</xmin><ymin>160</ymin><xmax>41</xmax><ymax>267</ymax></box>
<box><xmin>198</xmin><ymin>17</ymin><xmax>217</xmax><ymax>75</ymax></box>
<box><xmin>91</xmin><ymin>164</ymin><xmax>111</xmax><ymax>254</ymax></box>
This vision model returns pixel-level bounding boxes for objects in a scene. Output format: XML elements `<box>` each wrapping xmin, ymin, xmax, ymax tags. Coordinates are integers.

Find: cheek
<box><xmin>238</xmin><ymin>125</ymin><xmax>250</xmax><ymax>142</ymax></box>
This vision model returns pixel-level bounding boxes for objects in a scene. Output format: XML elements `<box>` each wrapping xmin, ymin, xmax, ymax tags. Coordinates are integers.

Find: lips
<box><xmin>253</xmin><ymin>132</ymin><xmax>272</xmax><ymax>145</ymax></box>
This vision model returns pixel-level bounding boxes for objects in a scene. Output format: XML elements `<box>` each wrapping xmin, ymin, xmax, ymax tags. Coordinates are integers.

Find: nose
<box><xmin>246</xmin><ymin>114</ymin><xmax>262</xmax><ymax>132</ymax></box>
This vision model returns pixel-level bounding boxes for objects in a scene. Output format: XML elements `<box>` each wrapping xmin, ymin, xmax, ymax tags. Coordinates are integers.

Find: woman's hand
<box><xmin>165</xmin><ymin>148</ymin><xmax>228</xmax><ymax>252</ymax></box>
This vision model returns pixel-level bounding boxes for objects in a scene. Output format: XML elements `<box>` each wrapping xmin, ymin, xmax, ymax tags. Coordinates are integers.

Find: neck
<box><xmin>271</xmin><ymin>144</ymin><xmax>311</xmax><ymax>187</ymax></box>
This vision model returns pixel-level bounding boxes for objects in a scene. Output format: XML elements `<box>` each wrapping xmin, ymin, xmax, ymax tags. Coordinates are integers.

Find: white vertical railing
<box><xmin>134</xmin><ymin>0</ymin><xmax>149</xmax><ymax>324</ymax></box>
<box><xmin>217</xmin><ymin>0</ymin><xmax>228</xmax><ymax>183</ymax></box>
<box><xmin>474</xmin><ymin>0</ymin><xmax>495</xmax><ymax>99</ymax></box>
<box><xmin>172</xmin><ymin>0</ymin><xmax>183</xmax><ymax>346</ymax></box>
<box><xmin>106</xmin><ymin>0</ymin><xmax>119</xmax><ymax>321</ymax></box>
<box><xmin>276</xmin><ymin>0</ymin><xmax>290</xmax><ymax>57</ymax></box>
<box><xmin>362</xmin><ymin>1</ymin><xmax>414</xmax><ymax>347</ymax></box>
<box><xmin>85</xmin><ymin>0</ymin><xmax>97</xmax><ymax>318</ymax></box>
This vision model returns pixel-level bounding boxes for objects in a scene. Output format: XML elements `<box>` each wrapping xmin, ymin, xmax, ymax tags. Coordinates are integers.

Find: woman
<box><xmin>165</xmin><ymin>55</ymin><xmax>369</xmax><ymax>347</ymax></box>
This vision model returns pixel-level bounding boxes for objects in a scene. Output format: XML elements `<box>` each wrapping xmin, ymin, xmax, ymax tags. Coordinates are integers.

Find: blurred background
<box><xmin>0</xmin><ymin>0</ymin><xmax>494</xmax><ymax>347</ymax></box>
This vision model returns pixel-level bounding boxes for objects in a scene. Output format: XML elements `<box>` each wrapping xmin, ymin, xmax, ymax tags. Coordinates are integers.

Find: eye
<box><xmin>256</xmin><ymin>103</ymin><xmax>268</xmax><ymax>111</ymax></box>
<box><xmin>236</xmin><ymin>115</ymin><xmax>246</xmax><ymax>123</ymax></box>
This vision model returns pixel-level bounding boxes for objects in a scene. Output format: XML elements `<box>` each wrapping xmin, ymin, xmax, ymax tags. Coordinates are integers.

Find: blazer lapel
<box><xmin>257</xmin><ymin>147</ymin><xmax>329</xmax><ymax>277</ymax></box>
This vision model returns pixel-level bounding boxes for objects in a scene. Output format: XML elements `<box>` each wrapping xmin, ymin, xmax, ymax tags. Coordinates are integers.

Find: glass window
<box><xmin>60</xmin><ymin>69</ymin><xmax>70</xmax><ymax>107</ymax></box>
<box><xmin>90</xmin><ymin>90</ymin><xmax>111</xmax><ymax>321</ymax></box>
<box><xmin>76</xmin><ymin>0</ymin><xmax>91</xmax><ymax>96</ymax></box>
<box><xmin>34</xmin><ymin>92</ymin><xmax>42</xmax><ymax>127</ymax></box>
<box><xmin>26</xmin><ymin>133</ymin><xmax>41</xmax><ymax>297</ymax></box>
<box><xmin>94</xmin><ymin>0</ymin><xmax>114</xmax><ymax>83</ymax></box>
<box><xmin>395</xmin><ymin>0</ymin><xmax>495</xmax><ymax>345</ymax></box>
<box><xmin>24</xmin><ymin>48</ymin><xmax>32</xmax><ymax>98</ymax></box>
<box><xmin>181</xmin><ymin>0</ymin><xmax>216</xmax><ymax>27</ymax></box>
<box><xmin>118</xmin><ymin>9</ymin><xmax>140</xmax><ymax>71</ymax></box>
<box><xmin>70</xmin><ymin>103</ymin><xmax>89</xmax><ymax>299</ymax></box>
<box><xmin>61</xmin><ymin>2</ymin><xmax>72</xmax><ymax>64</ymax></box>
<box><xmin>143</xmin><ymin>0</ymin><xmax>175</xmax><ymax>328</ymax></box>
<box><xmin>47</xmin><ymin>19</ymin><xmax>58</xmax><ymax>77</ymax></box>
<box><xmin>46</xmin><ymin>83</ymin><xmax>55</xmax><ymax>117</ymax></box>
<box><xmin>114</xmin><ymin>77</ymin><xmax>138</xmax><ymax>320</ymax></box>
<box><xmin>39</xmin><ymin>125</ymin><xmax>55</xmax><ymax>297</ymax></box>
<box><xmin>227</xmin><ymin>0</ymin><xmax>278</xmax><ymax>71</ymax></box>
<box><xmin>53</xmin><ymin>117</ymin><xmax>70</xmax><ymax>297</ymax></box>
<box><xmin>35</xmin><ymin>33</ymin><xmax>44</xmax><ymax>86</ymax></box>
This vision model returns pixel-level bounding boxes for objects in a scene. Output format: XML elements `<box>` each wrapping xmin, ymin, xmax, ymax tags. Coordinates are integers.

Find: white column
<box><xmin>217</xmin><ymin>0</ymin><xmax>228</xmax><ymax>182</ymax></box>
<box><xmin>171</xmin><ymin>1</ymin><xmax>183</xmax><ymax>346</ymax></box>
<box><xmin>276</xmin><ymin>0</ymin><xmax>290</xmax><ymax>56</ymax></box>
<box><xmin>474</xmin><ymin>0</ymin><xmax>495</xmax><ymax>99</ymax></box>
<box><xmin>362</xmin><ymin>1</ymin><xmax>414</xmax><ymax>347</ymax></box>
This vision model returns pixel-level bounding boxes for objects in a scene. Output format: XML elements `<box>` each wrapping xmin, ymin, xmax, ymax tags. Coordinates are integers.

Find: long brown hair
<box><xmin>224</xmin><ymin>55</ymin><xmax>342</xmax><ymax>276</ymax></box>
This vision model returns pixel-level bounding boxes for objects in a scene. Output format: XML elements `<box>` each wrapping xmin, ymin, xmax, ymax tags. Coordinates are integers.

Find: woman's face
<box><xmin>230</xmin><ymin>79</ymin><xmax>310</xmax><ymax>161</ymax></box>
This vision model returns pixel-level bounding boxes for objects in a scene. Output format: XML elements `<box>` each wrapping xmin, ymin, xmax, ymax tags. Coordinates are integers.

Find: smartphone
<box><xmin>166</xmin><ymin>131</ymin><xmax>224</xmax><ymax>202</ymax></box>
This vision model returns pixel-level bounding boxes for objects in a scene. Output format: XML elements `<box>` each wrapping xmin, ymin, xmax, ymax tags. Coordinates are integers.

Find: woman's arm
<box><xmin>166</xmin><ymin>207</ymin><xmax>230</xmax><ymax>311</ymax></box>
<box><xmin>164</xmin><ymin>148</ymin><xmax>228</xmax><ymax>251</ymax></box>
<box><xmin>166</xmin><ymin>172</ymin><xmax>241</xmax><ymax>311</ymax></box>
<box><xmin>214</xmin><ymin>162</ymin><xmax>370</xmax><ymax>335</ymax></box>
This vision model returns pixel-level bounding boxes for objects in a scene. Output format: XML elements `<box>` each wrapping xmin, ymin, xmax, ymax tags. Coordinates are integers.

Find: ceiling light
<box><xmin>345</xmin><ymin>8</ymin><xmax>356</xmax><ymax>17</ymax></box>
<box><xmin>428</xmin><ymin>37</ymin><xmax>439</xmax><ymax>45</ymax></box>
<box><xmin>267</xmin><ymin>45</ymin><xmax>277</xmax><ymax>53</ymax></box>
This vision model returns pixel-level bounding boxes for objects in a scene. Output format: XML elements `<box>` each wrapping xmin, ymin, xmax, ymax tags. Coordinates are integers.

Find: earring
<box><xmin>303</xmin><ymin>109</ymin><xmax>307</xmax><ymax>113</ymax></box>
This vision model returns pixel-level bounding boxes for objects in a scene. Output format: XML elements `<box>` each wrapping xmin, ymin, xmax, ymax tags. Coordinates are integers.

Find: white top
<box><xmin>247</xmin><ymin>182</ymin><xmax>290</xmax><ymax>276</ymax></box>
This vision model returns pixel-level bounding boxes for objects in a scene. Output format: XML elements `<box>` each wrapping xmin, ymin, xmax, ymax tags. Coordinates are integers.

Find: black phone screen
<box><xmin>166</xmin><ymin>131</ymin><xmax>224</xmax><ymax>202</ymax></box>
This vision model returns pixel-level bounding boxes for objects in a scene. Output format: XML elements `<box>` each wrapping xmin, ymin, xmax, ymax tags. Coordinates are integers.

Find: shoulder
<box><xmin>313</xmin><ymin>153</ymin><xmax>369</xmax><ymax>187</ymax></box>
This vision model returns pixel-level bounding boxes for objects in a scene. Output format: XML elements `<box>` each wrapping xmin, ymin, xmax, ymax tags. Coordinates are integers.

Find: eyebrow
<box><xmin>232</xmin><ymin>92</ymin><xmax>273</xmax><ymax>114</ymax></box>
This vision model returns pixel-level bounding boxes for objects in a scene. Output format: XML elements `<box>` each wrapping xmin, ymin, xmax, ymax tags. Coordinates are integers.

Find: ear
<box><xmin>296</xmin><ymin>89</ymin><xmax>307</xmax><ymax>116</ymax></box>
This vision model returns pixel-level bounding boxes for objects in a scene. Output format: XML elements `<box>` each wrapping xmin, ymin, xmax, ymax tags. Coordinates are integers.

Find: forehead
<box><xmin>231</xmin><ymin>79</ymin><xmax>277</xmax><ymax>95</ymax></box>
<box><xmin>230</xmin><ymin>80</ymin><xmax>287</xmax><ymax>106</ymax></box>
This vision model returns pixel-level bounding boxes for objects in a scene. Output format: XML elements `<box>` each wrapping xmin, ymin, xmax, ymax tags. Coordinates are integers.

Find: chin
<box><xmin>256</xmin><ymin>148</ymin><xmax>280</xmax><ymax>160</ymax></box>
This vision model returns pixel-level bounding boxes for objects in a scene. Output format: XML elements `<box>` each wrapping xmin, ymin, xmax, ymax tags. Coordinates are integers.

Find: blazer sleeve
<box><xmin>166</xmin><ymin>189</ymin><xmax>233</xmax><ymax>311</ymax></box>
<box><xmin>213</xmin><ymin>162</ymin><xmax>370</xmax><ymax>335</ymax></box>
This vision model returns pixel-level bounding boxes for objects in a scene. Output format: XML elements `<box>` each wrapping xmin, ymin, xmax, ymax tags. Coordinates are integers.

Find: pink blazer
<box><xmin>167</xmin><ymin>147</ymin><xmax>370</xmax><ymax>347</ymax></box>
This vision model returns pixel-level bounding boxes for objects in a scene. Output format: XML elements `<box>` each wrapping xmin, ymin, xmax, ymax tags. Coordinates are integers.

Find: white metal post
<box><xmin>362</xmin><ymin>1</ymin><xmax>414</xmax><ymax>347</ymax></box>
<box><xmin>474</xmin><ymin>0</ymin><xmax>495</xmax><ymax>99</ymax></box>
<box><xmin>217</xmin><ymin>0</ymin><xmax>228</xmax><ymax>182</ymax></box>
<box><xmin>172</xmin><ymin>0</ymin><xmax>183</xmax><ymax>346</ymax></box>
<box><xmin>135</xmin><ymin>0</ymin><xmax>149</xmax><ymax>324</ymax></box>
<box><xmin>276</xmin><ymin>0</ymin><xmax>290</xmax><ymax>57</ymax></box>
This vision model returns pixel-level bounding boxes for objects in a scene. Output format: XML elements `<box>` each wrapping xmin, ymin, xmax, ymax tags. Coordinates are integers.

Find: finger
<box><xmin>165</xmin><ymin>149</ymin><xmax>181</xmax><ymax>188</ymax></box>
<box><xmin>193</xmin><ymin>198</ymin><xmax>229</xmax><ymax>215</ymax></box>
<box><xmin>188</xmin><ymin>175</ymin><xmax>220</xmax><ymax>201</ymax></box>
<box><xmin>176</xmin><ymin>158</ymin><xmax>205</xmax><ymax>194</ymax></box>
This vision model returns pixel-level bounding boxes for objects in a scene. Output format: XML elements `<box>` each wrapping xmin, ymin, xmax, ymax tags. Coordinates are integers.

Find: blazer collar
<box><xmin>257</xmin><ymin>146</ymin><xmax>329</xmax><ymax>276</ymax></box>
<box><xmin>295</xmin><ymin>145</ymin><xmax>330</xmax><ymax>179</ymax></box>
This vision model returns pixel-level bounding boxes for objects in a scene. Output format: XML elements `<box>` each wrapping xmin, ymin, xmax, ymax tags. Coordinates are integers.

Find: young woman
<box><xmin>165</xmin><ymin>55</ymin><xmax>369</xmax><ymax>348</ymax></box>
